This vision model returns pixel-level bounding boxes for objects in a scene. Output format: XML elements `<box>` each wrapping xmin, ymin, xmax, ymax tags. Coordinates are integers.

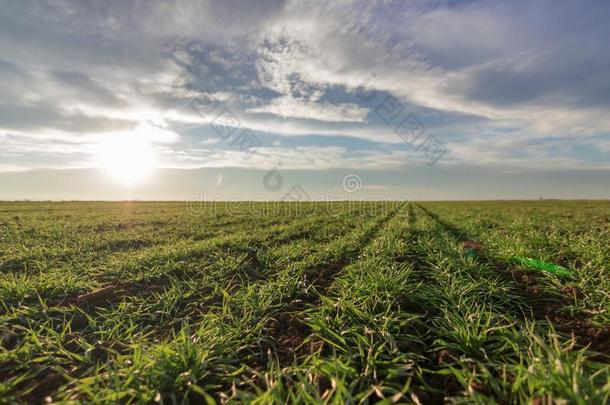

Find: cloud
<box><xmin>168</xmin><ymin>144</ymin><xmax>416</xmax><ymax>171</ymax></box>
<box><xmin>1</xmin><ymin>0</ymin><xmax>610</xmax><ymax>177</ymax></box>
<box><xmin>0</xmin><ymin>101</ymin><xmax>136</xmax><ymax>133</ymax></box>
<box><xmin>247</xmin><ymin>96</ymin><xmax>368</xmax><ymax>122</ymax></box>
<box><xmin>50</xmin><ymin>70</ymin><xmax>127</xmax><ymax>107</ymax></box>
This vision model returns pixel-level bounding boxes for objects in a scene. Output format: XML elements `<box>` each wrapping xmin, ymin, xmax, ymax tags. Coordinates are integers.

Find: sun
<box><xmin>94</xmin><ymin>134</ymin><xmax>157</xmax><ymax>185</ymax></box>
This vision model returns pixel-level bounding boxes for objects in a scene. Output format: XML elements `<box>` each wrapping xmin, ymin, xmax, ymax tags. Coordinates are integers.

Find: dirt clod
<box><xmin>437</xmin><ymin>349</ymin><xmax>453</xmax><ymax>364</ymax></box>
<box><xmin>1</xmin><ymin>330</ymin><xmax>19</xmax><ymax>350</ymax></box>
<box><xmin>561</xmin><ymin>285</ymin><xmax>584</xmax><ymax>299</ymax></box>
<box><xmin>463</xmin><ymin>240</ymin><xmax>483</xmax><ymax>251</ymax></box>
<box><xmin>531</xmin><ymin>395</ymin><xmax>552</xmax><ymax>405</ymax></box>
<box><xmin>69</xmin><ymin>313</ymin><xmax>89</xmax><ymax>330</ymax></box>
<box><xmin>76</xmin><ymin>285</ymin><xmax>117</xmax><ymax>305</ymax></box>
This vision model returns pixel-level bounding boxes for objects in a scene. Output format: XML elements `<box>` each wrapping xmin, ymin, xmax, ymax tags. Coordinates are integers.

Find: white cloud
<box><xmin>161</xmin><ymin>145</ymin><xmax>416</xmax><ymax>171</ymax></box>
<box><xmin>1</xmin><ymin>0</ymin><xmax>610</xmax><ymax>175</ymax></box>
<box><xmin>247</xmin><ymin>96</ymin><xmax>368</xmax><ymax>123</ymax></box>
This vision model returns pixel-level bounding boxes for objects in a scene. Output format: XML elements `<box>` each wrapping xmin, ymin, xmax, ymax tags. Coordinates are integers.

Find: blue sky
<box><xmin>1</xmin><ymin>0</ymin><xmax>609</xmax><ymax>200</ymax></box>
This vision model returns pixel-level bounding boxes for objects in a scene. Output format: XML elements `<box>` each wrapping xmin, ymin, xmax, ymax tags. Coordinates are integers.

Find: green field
<box><xmin>0</xmin><ymin>201</ymin><xmax>609</xmax><ymax>403</ymax></box>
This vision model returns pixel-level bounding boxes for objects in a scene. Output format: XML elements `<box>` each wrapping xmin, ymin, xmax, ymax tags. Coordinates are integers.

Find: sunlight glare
<box><xmin>95</xmin><ymin>133</ymin><xmax>157</xmax><ymax>185</ymax></box>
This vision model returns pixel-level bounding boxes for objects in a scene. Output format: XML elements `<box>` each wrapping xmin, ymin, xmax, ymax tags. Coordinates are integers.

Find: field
<box><xmin>0</xmin><ymin>201</ymin><xmax>609</xmax><ymax>403</ymax></box>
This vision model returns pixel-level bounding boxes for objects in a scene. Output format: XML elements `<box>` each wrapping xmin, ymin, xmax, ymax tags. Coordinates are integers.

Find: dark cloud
<box><xmin>449</xmin><ymin>51</ymin><xmax>610</xmax><ymax>109</ymax></box>
<box><xmin>406</xmin><ymin>0</ymin><xmax>610</xmax><ymax>111</ymax></box>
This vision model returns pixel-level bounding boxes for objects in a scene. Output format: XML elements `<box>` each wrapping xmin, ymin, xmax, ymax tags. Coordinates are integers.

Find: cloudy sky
<box><xmin>1</xmin><ymin>0</ymin><xmax>609</xmax><ymax>200</ymax></box>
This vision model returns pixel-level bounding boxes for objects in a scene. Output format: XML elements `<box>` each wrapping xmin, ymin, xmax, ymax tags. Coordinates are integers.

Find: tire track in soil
<box><xmin>255</xmin><ymin>207</ymin><xmax>403</xmax><ymax>369</ymax></box>
<box><xmin>148</xmin><ymin>214</ymin><xmax>368</xmax><ymax>340</ymax></box>
<box><xmin>224</xmin><ymin>205</ymin><xmax>448</xmax><ymax>404</ymax></box>
<box><xmin>267</xmin><ymin>205</ymin><xmax>459</xmax><ymax>404</ymax></box>
<box><xmin>173</xmin><ymin>210</ymin><xmax>403</xmax><ymax>401</ymax></box>
<box><xmin>37</xmin><ymin>212</ymin><xmax>353</xmax><ymax>317</ymax></box>
<box><xmin>42</xmin><ymin>213</ymin><xmax>346</xmax><ymax>310</ymax></box>
<box><xmin>132</xmin><ymin>208</ymin><xmax>403</xmax><ymax>402</ymax></box>
<box><xmin>0</xmin><ymin>215</ymin><xmax>362</xmax><ymax>403</ymax></box>
<box><xmin>19</xmin><ymin>213</ymin><xmax>358</xmax><ymax>346</ymax></box>
<box><xmin>416</xmin><ymin>203</ymin><xmax>610</xmax><ymax>359</ymax></box>
<box><xmin>395</xmin><ymin>203</ymin><xmax>444</xmax><ymax>290</ymax></box>
<box><xmin>374</xmin><ymin>205</ymin><xmax>463</xmax><ymax>404</ymax></box>
<box><xmin>0</xmin><ymin>212</ymin><xmax>277</xmax><ymax>277</ymax></box>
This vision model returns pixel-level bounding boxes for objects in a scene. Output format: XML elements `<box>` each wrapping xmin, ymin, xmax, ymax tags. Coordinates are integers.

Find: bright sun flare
<box><xmin>94</xmin><ymin>134</ymin><xmax>157</xmax><ymax>185</ymax></box>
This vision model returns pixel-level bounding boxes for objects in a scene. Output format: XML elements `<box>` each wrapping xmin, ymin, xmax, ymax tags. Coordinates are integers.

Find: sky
<box><xmin>1</xmin><ymin>0</ymin><xmax>609</xmax><ymax>200</ymax></box>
